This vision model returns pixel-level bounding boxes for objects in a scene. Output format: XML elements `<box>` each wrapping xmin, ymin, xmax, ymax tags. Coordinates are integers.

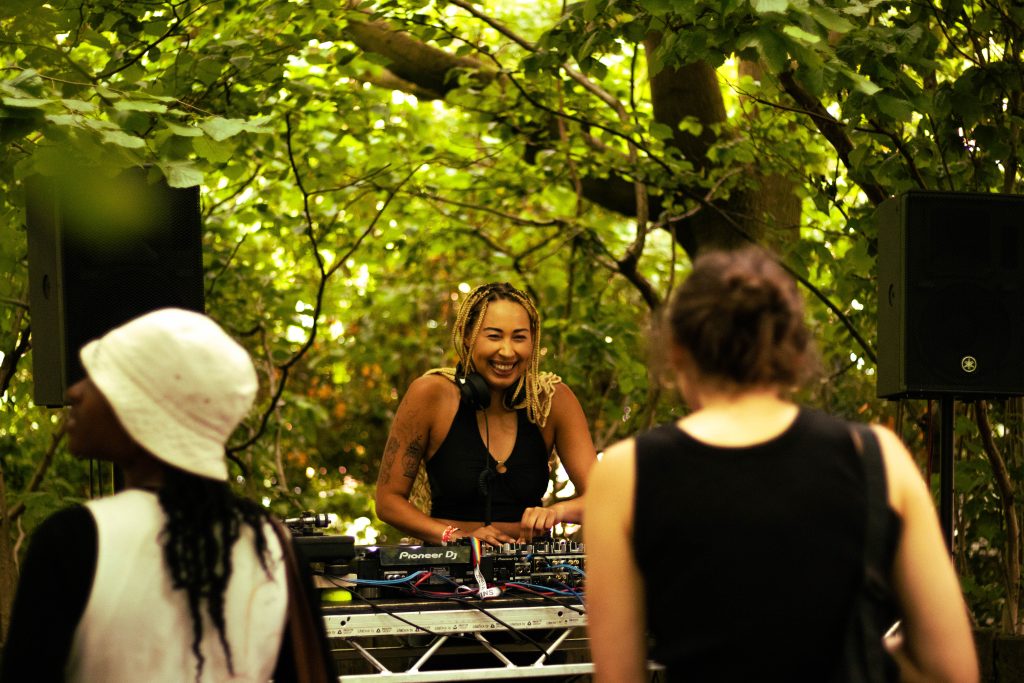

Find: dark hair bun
<box><xmin>667</xmin><ymin>247</ymin><xmax>811</xmax><ymax>387</ymax></box>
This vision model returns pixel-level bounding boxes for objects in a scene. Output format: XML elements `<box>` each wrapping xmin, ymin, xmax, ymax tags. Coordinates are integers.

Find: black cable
<box><xmin>500</xmin><ymin>585</ymin><xmax>586</xmax><ymax>615</ymax></box>
<box><xmin>319</xmin><ymin>575</ymin><xmax>538</xmax><ymax>651</ymax></box>
<box><xmin>434</xmin><ymin>593</ymin><xmax>551</xmax><ymax>656</ymax></box>
<box><xmin>320</xmin><ymin>575</ymin><xmax>447</xmax><ymax>638</ymax></box>
<box><xmin>483</xmin><ymin>412</ymin><xmax>492</xmax><ymax>527</ymax></box>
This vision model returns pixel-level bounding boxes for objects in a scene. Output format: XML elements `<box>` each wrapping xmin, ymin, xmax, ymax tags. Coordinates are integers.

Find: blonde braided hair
<box><xmin>451</xmin><ymin>282</ymin><xmax>553</xmax><ymax>427</ymax></box>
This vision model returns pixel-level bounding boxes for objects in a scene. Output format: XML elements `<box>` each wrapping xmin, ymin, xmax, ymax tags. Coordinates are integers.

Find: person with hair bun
<box><xmin>375</xmin><ymin>282</ymin><xmax>597</xmax><ymax>546</ymax></box>
<box><xmin>585</xmin><ymin>247</ymin><xmax>977</xmax><ymax>682</ymax></box>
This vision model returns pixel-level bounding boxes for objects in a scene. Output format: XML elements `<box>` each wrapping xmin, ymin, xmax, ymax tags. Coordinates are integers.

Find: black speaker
<box><xmin>25</xmin><ymin>168</ymin><xmax>205</xmax><ymax>407</ymax></box>
<box><xmin>877</xmin><ymin>190</ymin><xmax>1024</xmax><ymax>398</ymax></box>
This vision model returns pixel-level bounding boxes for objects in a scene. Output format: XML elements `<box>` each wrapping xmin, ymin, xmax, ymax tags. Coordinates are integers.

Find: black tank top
<box><xmin>632</xmin><ymin>407</ymin><xmax>900</xmax><ymax>682</ymax></box>
<box><xmin>427</xmin><ymin>400</ymin><xmax>550</xmax><ymax>522</ymax></box>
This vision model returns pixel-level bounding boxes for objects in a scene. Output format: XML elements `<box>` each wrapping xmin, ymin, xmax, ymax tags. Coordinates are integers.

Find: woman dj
<box><xmin>374</xmin><ymin>282</ymin><xmax>597</xmax><ymax>546</ymax></box>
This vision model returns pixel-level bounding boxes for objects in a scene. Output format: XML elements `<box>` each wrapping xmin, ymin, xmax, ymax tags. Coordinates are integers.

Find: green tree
<box><xmin>2</xmin><ymin>0</ymin><xmax>1024</xmax><ymax>634</ymax></box>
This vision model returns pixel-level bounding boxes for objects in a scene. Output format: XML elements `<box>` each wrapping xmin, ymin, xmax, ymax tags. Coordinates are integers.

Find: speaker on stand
<box><xmin>25</xmin><ymin>167</ymin><xmax>206</xmax><ymax>408</ymax></box>
<box><xmin>877</xmin><ymin>190</ymin><xmax>1024</xmax><ymax>550</ymax></box>
<box><xmin>25</xmin><ymin>167</ymin><xmax>205</xmax><ymax>493</ymax></box>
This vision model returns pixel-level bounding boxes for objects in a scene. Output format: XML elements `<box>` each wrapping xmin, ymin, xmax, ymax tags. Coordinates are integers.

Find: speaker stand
<box><xmin>939</xmin><ymin>396</ymin><xmax>955</xmax><ymax>553</ymax></box>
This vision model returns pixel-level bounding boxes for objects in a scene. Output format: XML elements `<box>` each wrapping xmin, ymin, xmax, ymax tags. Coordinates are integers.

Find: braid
<box><xmin>158</xmin><ymin>467</ymin><xmax>272</xmax><ymax>682</ymax></box>
<box><xmin>452</xmin><ymin>282</ymin><xmax>550</xmax><ymax>426</ymax></box>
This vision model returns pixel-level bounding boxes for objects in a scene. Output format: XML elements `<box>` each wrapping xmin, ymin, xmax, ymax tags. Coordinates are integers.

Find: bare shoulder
<box><xmin>551</xmin><ymin>380</ymin><xmax>579</xmax><ymax>405</ymax></box>
<box><xmin>394</xmin><ymin>375</ymin><xmax>460</xmax><ymax>444</ymax></box>
<box><xmin>403</xmin><ymin>374</ymin><xmax>459</xmax><ymax>405</ymax></box>
<box><xmin>591</xmin><ymin>438</ymin><xmax>636</xmax><ymax>487</ymax></box>
<box><xmin>548</xmin><ymin>381</ymin><xmax>587</xmax><ymax>420</ymax></box>
<box><xmin>868</xmin><ymin>423</ymin><xmax>926</xmax><ymax>512</ymax></box>
<box><xmin>585</xmin><ymin>438</ymin><xmax>637</xmax><ymax>531</ymax></box>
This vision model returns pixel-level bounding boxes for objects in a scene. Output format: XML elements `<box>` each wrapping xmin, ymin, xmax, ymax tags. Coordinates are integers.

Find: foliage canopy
<box><xmin>3</xmin><ymin>0</ymin><xmax>1024</xmax><ymax>632</ymax></box>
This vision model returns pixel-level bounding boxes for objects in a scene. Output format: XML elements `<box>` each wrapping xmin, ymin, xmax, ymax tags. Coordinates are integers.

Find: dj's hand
<box><xmin>469</xmin><ymin>525</ymin><xmax>515</xmax><ymax>547</ymax></box>
<box><xmin>519</xmin><ymin>506</ymin><xmax>559</xmax><ymax>542</ymax></box>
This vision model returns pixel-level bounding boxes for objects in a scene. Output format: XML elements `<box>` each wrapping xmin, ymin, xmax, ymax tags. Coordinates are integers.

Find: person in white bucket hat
<box><xmin>2</xmin><ymin>308</ymin><xmax>291</xmax><ymax>682</ymax></box>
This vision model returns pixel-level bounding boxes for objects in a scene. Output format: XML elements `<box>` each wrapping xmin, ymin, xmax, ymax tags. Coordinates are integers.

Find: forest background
<box><xmin>2</xmin><ymin>0</ymin><xmax>1024</xmax><ymax>638</ymax></box>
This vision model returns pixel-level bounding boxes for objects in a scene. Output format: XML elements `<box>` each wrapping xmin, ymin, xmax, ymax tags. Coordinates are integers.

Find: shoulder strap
<box><xmin>849</xmin><ymin>424</ymin><xmax>894</xmax><ymax>682</ymax></box>
<box><xmin>852</xmin><ymin>425</ymin><xmax>888</xmax><ymax>582</ymax></box>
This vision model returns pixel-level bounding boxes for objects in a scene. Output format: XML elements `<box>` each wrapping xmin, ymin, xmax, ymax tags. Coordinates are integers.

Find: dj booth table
<box><xmin>322</xmin><ymin>595</ymin><xmax>593</xmax><ymax>681</ymax></box>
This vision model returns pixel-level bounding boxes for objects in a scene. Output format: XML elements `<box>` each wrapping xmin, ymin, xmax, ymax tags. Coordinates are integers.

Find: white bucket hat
<box><xmin>79</xmin><ymin>308</ymin><xmax>258</xmax><ymax>480</ymax></box>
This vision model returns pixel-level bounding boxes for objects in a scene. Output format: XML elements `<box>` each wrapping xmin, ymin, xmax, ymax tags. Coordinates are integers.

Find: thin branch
<box><xmin>776</xmin><ymin>70</ymin><xmax>888</xmax><ymax>205</ymax></box>
<box><xmin>411</xmin><ymin>190</ymin><xmax>564</xmax><ymax>227</ymax></box>
<box><xmin>0</xmin><ymin>297</ymin><xmax>29</xmax><ymax>311</ymax></box>
<box><xmin>5</xmin><ymin>420</ymin><xmax>66</xmax><ymax>522</ymax></box>
<box><xmin>0</xmin><ymin>316</ymin><xmax>30</xmax><ymax>399</ymax></box>
<box><xmin>206</xmin><ymin>233</ymin><xmax>247</xmax><ymax>300</ymax></box>
<box><xmin>975</xmin><ymin>399</ymin><xmax>1021</xmax><ymax>632</ymax></box>
<box><xmin>447</xmin><ymin>0</ymin><xmax>535</xmax><ymax>51</ymax></box>
<box><xmin>204</xmin><ymin>166</ymin><xmax>262</xmax><ymax>214</ymax></box>
<box><xmin>866</xmin><ymin>117</ymin><xmax>929</xmax><ymax>189</ymax></box>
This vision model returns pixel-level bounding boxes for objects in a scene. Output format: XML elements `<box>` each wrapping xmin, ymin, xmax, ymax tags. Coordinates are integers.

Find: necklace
<box><xmin>494</xmin><ymin>455</ymin><xmax>510</xmax><ymax>474</ymax></box>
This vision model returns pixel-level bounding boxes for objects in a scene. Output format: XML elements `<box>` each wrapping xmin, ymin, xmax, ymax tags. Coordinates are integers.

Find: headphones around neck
<box><xmin>457</xmin><ymin>372</ymin><xmax>492</xmax><ymax>410</ymax></box>
<box><xmin>456</xmin><ymin>368</ymin><xmax>528</xmax><ymax>412</ymax></box>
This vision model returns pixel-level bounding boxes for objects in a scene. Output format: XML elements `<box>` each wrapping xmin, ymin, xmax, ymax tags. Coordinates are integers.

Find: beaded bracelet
<box><xmin>441</xmin><ymin>525</ymin><xmax>460</xmax><ymax>545</ymax></box>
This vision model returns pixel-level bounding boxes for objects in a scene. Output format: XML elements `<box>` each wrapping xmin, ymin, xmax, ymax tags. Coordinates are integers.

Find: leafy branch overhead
<box><xmin>2</xmin><ymin>0</ymin><xmax>1024</xmax><ymax>632</ymax></box>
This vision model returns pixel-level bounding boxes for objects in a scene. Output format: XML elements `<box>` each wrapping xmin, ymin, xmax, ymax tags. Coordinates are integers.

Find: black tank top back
<box><xmin>632</xmin><ymin>407</ymin><xmax>900</xmax><ymax>682</ymax></box>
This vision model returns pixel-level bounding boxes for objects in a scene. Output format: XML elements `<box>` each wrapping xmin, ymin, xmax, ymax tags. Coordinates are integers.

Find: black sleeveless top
<box><xmin>632</xmin><ymin>407</ymin><xmax>900</xmax><ymax>682</ymax></box>
<box><xmin>427</xmin><ymin>399</ymin><xmax>550</xmax><ymax>522</ymax></box>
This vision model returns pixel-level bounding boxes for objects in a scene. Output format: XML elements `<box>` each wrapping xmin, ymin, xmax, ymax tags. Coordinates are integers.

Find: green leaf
<box><xmin>875</xmin><ymin>94</ymin><xmax>914</xmax><ymax>122</ymax></box>
<box><xmin>796</xmin><ymin>63</ymin><xmax>824</xmax><ymax>98</ymax></box>
<box><xmin>752</xmin><ymin>0</ymin><xmax>789</xmax><ymax>13</ymax></box>
<box><xmin>62</xmin><ymin>99</ymin><xmax>96</xmax><ymax>113</ymax></box>
<box><xmin>782</xmin><ymin>26</ymin><xmax>821</xmax><ymax>44</ymax></box>
<box><xmin>649</xmin><ymin>121</ymin><xmax>674</xmax><ymax>141</ymax></box>
<box><xmin>101</xmin><ymin>130</ymin><xmax>146</xmax><ymax>149</ymax></box>
<box><xmin>159</xmin><ymin>162</ymin><xmax>204</xmax><ymax>188</ymax></box>
<box><xmin>114</xmin><ymin>100</ymin><xmax>169</xmax><ymax>113</ymax></box>
<box><xmin>82</xmin><ymin>118</ymin><xmax>121</xmax><ymax>131</ymax></box>
<box><xmin>200</xmin><ymin>117</ymin><xmax>247</xmax><ymax>141</ymax></box>
<box><xmin>192</xmin><ymin>135</ymin><xmax>235</xmax><ymax>163</ymax></box>
<box><xmin>44</xmin><ymin>114</ymin><xmax>81</xmax><ymax>126</ymax></box>
<box><xmin>10</xmin><ymin>69</ymin><xmax>39</xmax><ymax>86</ymax></box>
<box><xmin>2</xmin><ymin>97</ymin><xmax>50</xmax><ymax>108</ymax></box>
<box><xmin>847</xmin><ymin>71</ymin><xmax>881</xmax><ymax>96</ymax></box>
<box><xmin>678</xmin><ymin>117</ymin><xmax>703</xmax><ymax>137</ymax></box>
<box><xmin>165</xmin><ymin>121</ymin><xmax>203</xmax><ymax>137</ymax></box>
<box><xmin>807</xmin><ymin>5</ymin><xmax>854</xmax><ymax>33</ymax></box>
<box><xmin>241</xmin><ymin>116</ymin><xmax>274</xmax><ymax>135</ymax></box>
<box><xmin>640</xmin><ymin>0</ymin><xmax>674</xmax><ymax>16</ymax></box>
<box><xmin>753</xmin><ymin>28</ymin><xmax>789</xmax><ymax>73</ymax></box>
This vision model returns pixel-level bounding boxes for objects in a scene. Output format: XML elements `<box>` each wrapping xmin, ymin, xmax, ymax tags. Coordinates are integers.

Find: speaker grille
<box><xmin>26</xmin><ymin>169</ymin><xmax>205</xmax><ymax>407</ymax></box>
<box><xmin>877</xmin><ymin>191</ymin><xmax>1024</xmax><ymax>398</ymax></box>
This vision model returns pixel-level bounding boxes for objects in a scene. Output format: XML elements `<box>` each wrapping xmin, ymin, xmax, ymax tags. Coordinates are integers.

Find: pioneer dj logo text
<box><xmin>397</xmin><ymin>550</ymin><xmax>459</xmax><ymax>561</ymax></box>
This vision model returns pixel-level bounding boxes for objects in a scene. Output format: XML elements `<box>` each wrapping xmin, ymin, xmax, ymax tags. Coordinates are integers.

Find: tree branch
<box><xmin>777</xmin><ymin>70</ymin><xmax>888</xmax><ymax>205</ymax></box>
<box><xmin>976</xmin><ymin>399</ymin><xmax>1021</xmax><ymax>633</ymax></box>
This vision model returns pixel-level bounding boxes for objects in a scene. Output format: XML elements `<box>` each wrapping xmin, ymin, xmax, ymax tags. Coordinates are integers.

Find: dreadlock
<box><xmin>452</xmin><ymin>282</ymin><xmax>551</xmax><ymax>427</ymax></box>
<box><xmin>157</xmin><ymin>466</ymin><xmax>273</xmax><ymax>682</ymax></box>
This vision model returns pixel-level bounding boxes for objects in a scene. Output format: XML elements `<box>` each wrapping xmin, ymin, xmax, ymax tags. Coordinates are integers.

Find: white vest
<box><xmin>66</xmin><ymin>490</ymin><xmax>288</xmax><ymax>682</ymax></box>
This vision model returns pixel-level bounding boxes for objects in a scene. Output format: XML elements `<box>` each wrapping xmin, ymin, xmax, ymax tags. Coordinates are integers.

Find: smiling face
<box><xmin>467</xmin><ymin>299</ymin><xmax>534</xmax><ymax>394</ymax></box>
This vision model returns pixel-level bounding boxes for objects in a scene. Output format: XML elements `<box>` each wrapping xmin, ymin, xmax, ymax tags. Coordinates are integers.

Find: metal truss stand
<box><xmin>324</xmin><ymin>598</ymin><xmax>592</xmax><ymax>681</ymax></box>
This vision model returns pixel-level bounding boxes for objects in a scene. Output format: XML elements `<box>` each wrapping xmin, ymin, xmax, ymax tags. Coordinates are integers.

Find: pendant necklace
<box><xmin>494</xmin><ymin>455</ymin><xmax>510</xmax><ymax>474</ymax></box>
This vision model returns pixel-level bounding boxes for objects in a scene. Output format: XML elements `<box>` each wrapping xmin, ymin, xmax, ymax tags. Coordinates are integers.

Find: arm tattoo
<box><xmin>402</xmin><ymin>436</ymin><xmax>425</xmax><ymax>479</ymax></box>
<box><xmin>379</xmin><ymin>436</ymin><xmax>400</xmax><ymax>486</ymax></box>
